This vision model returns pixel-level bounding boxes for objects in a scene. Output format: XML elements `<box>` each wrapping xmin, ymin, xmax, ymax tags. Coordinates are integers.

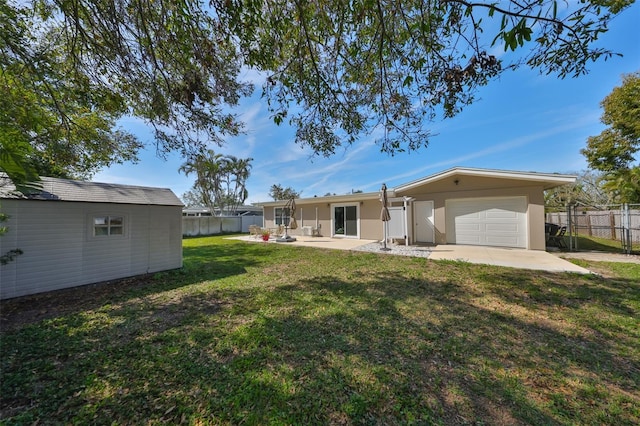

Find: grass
<box><xmin>569</xmin><ymin>234</ymin><xmax>640</xmax><ymax>254</ymax></box>
<box><xmin>1</xmin><ymin>235</ymin><xmax>639</xmax><ymax>425</ymax></box>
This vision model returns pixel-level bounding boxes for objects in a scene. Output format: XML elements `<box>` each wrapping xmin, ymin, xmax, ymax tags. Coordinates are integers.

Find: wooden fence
<box><xmin>546</xmin><ymin>206</ymin><xmax>640</xmax><ymax>244</ymax></box>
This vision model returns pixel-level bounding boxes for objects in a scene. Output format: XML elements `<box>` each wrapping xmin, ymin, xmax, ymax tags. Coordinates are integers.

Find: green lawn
<box><xmin>568</xmin><ymin>234</ymin><xmax>639</xmax><ymax>254</ymax></box>
<box><xmin>1</xmin><ymin>236</ymin><xmax>639</xmax><ymax>425</ymax></box>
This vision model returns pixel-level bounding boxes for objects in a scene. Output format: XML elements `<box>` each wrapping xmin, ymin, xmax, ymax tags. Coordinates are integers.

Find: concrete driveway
<box><xmin>428</xmin><ymin>244</ymin><xmax>591</xmax><ymax>273</ymax></box>
<box><xmin>230</xmin><ymin>235</ymin><xmax>591</xmax><ymax>273</ymax></box>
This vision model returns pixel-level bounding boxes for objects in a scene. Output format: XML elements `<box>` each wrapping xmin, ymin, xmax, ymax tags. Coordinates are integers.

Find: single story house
<box><xmin>257</xmin><ymin>167</ymin><xmax>576</xmax><ymax>250</ymax></box>
<box><xmin>0</xmin><ymin>176</ymin><xmax>183</xmax><ymax>299</ymax></box>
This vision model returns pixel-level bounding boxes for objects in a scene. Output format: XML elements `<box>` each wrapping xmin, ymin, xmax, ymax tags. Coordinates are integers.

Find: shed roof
<box><xmin>0</xmin><ymin>175</ymin><xmax>183</xmax><ymax>206</ymax></box>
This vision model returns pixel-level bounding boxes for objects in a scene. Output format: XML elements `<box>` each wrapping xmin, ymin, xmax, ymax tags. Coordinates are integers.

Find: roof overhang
<box><xmin>255</xmin><ymin>191</ymin><xmax>380</xmax><ymax>207</ymax></box>
<box><xmin>393</xmin><ymin>167</ymin><xmax>576</xmax><ymax>192</ymax></box>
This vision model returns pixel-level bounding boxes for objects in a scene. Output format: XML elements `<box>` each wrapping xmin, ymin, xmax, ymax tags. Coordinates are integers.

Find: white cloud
<box><xmin>383</xmin><ymin>110</ymin><xmax>600</xmax><ymax>185</ymax></box>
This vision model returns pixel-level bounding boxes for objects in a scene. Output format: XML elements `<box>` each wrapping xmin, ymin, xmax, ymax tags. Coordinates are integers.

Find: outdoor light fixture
<box><xmin>454</xmin><ymin>179</ymin><xmax>460</xmax><ymax>185</ymax></box>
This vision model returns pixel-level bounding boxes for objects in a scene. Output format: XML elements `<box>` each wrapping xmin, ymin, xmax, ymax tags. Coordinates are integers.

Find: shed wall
<box><xmin>0</xmin><ymin>200</ymin><xmax>182</xmax><ymax>299</ymax></box>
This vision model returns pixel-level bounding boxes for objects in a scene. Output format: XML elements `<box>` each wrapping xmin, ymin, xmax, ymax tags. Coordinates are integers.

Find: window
<box><xmin>94</xmin><ymin>216</ymin><xmax>124</xmax><ymax>236</ymax></box>
<box><xmin>274</xmin><ymin>207</ymin><xmax>290</xmax><ymax>226</ymax></box>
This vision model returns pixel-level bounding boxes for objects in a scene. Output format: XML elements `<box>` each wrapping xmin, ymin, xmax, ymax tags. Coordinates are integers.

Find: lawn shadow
<box><xmin>0</xmin><ymin>240</ymin><xmax>265</xmax><ymax>332</ymax></box>
<box><xmin>2</xmin><ymin>242</ymin><xmax>638</xmax><ymax>424</ymax></box>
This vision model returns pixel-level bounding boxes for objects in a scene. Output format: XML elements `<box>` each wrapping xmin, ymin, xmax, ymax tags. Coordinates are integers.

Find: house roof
<box><xmin>393</xmin><ymin>167</ymin><xmax>576</xmax><ymax>192</ymax></box>
<box><xmin>183</xmin><ymin>205</ymin><xmax>263</xmax><ymax>213</ymax></box>
<box><xmin>255</xmin><ymin>167</ymin><xmax>576</xmax><ymax>207</ymax></box>
<box><xmin>0</xmin><ymin>175</ymin><xmax>183</xmax><ymax>206</ymax></box>
<box><xmin>255</xmin><ymin>191</ymin><xmax>380</xmax><ymax>207</ymax></box>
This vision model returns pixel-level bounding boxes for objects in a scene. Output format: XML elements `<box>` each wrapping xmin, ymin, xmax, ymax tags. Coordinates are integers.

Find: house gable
<box><xmin>393</xmin><ymin>167</ymin><xmax>576</xmax><ymax>195</ymax></box>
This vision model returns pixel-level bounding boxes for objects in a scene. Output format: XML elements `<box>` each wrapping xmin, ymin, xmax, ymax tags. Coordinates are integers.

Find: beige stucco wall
<box><xmin>359</xmin><ymin>199</ymin><xmax>384</xmax><ymax>241</ymax></box>
<box><xmin>260</xmin><ymin>175</ymin><xmax>550</xmax><ymax>250</ymax></box>
<box><xmin>263</xmin><ymin>202</ymin><xmax>333</xmax><ymax>237</ymax></box>
<box><xmin>399</xmin><ymin>178</ymin><xmax>547</xmax><ymax>250</ymax></box>
<box><xmin>262</xmin><ymin>199</ymin><xmax>384</xmax><ymax>240</ymax></box>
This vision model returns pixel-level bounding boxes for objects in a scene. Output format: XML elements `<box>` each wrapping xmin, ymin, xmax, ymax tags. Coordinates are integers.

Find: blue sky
<box><xmin>94</xmin><ymin>4</ymin><xmax>640</xmax><ymax>204</ymax></box>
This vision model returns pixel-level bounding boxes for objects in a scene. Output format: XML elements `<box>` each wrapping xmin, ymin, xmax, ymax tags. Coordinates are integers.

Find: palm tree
<box><xmin>226</xmin><ymin>156</ymin><xmax>253</xmax><ymax>214</ymax></box>
<box><xmin>178</xmin><ymin>149</ymin><xmax>224</xmax><ymax>214</ymax></box>
<box><xmin>179</xmin><ymin>151</ymin><xmax>253</xmax><ymax>216</ymax></box>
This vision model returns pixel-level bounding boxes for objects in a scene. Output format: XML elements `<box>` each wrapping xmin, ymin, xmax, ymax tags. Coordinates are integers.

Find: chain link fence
<box><xmin>546</xmin><ymin>204</ymin><xmax>640</xmax><ymax>254</ymax></box>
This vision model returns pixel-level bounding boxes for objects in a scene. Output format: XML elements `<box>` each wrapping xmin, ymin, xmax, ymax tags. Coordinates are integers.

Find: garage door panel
<box><xmin>456</xmin><ymin>235</ymin><xmax>482</xmax><ymax>244</ymax></box>
<box><xmin>486</xmin><ymin>209</ymin><xmax>520</xmax><ymax>220</ymax></box>
<box><xmin>457</xmin><ymin>223</ymin><xmax>482</xmax><ymax>231</ymax></box>
<box><xmin>486</xmin><ymin>223</ymin><xmax>518</xmax><ymax>232</ymax></box>
<box><xmin>486</xmin><ymin>235</ymin><xmax>521</xmax><ymax>246</ymax></box>
<box><xmin>446</xmin><ymin>197</ymin><xmax>527</xmax><ymax>248</ymax></box>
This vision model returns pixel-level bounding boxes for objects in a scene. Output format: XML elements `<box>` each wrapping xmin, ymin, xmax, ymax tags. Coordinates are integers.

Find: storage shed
<box><xmin>0</xmin><ymin>176</ymin><xmax>183</xmax><ymax>299</ymax></box>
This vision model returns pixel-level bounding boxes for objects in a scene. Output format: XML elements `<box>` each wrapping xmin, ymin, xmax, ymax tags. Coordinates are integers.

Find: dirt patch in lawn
<box><xmin>0</xmin><ymin>275</ymin><xmax>155</xmax><ymax>333</ymax></box>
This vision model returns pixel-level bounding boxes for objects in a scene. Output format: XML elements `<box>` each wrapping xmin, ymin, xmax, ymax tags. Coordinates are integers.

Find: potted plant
<box><xmin>261</xmin><ymin>229</ymin><xmax>271</xmax><ymax>241</ymax></box>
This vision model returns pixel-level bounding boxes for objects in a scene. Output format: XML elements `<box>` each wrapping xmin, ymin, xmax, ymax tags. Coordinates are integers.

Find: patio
<box><xmin>228</xmin><ymin>235</ymin><xmax>591</xmax><ymax>273</ymax></box>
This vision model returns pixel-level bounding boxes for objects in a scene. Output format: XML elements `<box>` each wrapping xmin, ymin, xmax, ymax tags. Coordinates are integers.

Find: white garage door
<box><xmin>446</xmin><ymin>197</ymin><xmax>527</xmax><ymax>248</ymax></box>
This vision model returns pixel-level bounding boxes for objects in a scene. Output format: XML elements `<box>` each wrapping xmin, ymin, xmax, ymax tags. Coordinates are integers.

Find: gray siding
<box><xmin>0</xmin><ymin>200</ymin><xmax>182</xmax><ymax>299</ymax></box>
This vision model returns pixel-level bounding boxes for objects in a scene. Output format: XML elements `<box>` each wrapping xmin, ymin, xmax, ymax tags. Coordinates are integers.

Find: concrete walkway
<box><xmin>428</xmin><ymin>244</ymin><xmax>590</xmax><ymax>273</ymax></box>
<box><xmin>554</xmin><ymin>251</ymin><xmax>640</xmax><ymax>264</ymax></box>
<box><xmin>229</xmin><ymin>235</ymin><xmax>591</xmax><ymax>273</ymax></box>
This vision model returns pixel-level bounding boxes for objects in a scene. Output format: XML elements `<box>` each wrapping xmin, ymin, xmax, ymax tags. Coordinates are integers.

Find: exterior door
<box><xmin>333</xmin><ymin>204</ymin><xmax>358</xmax><ymax>237</ymax></box>
<box><xmin>414</xmin><ymin>200</ymin><xmax>435</xmax><ymax>243</ymax></box>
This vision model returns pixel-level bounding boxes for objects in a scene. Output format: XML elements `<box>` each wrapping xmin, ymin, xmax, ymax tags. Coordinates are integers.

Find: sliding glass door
<box><xmin>333</xmin><ymin>204</ymin><xmax>358</xmax><ymax>237</ymax></box>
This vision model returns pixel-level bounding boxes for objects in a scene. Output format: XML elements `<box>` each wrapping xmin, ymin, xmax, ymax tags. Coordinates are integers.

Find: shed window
<box><xmin>94</xmin><ymin>216</ymin><xmax>124</xmax><ymax>236</ymax></box>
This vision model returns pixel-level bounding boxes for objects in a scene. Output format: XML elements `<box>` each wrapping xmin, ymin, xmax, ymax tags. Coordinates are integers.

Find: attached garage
<box><xmin>393</xmin><ymin>167</ymin><xmax>576</xmax><ymax>250</ymax></box>
<box><xmin>446</xmin><ymin>197</ymin><xmax>528</xmax><ymax>248</ymax></box>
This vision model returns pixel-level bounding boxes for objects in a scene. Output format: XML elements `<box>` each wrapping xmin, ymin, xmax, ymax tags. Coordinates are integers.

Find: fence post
<box><xmin>567</xmin><ymin>203</ymin><xmax>574</xmax><ymax>251</ymax></box>
<box><xmin>622</xmin><ymin>203</ymin><xmax>631</xmax><ymax>254</ymax></box>
<box><xmin>610</xmin><ymin>212</ymin><xmax>616</xmax><ymax>240</ymax></box>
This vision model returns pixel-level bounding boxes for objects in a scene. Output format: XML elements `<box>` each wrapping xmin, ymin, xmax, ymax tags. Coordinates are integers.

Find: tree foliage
<box><xmin>582</xmin><ymin>71</ymin><xmax>640</xmax><ymax>171</ymax></box>
<box><xmin>180</xmin><ymin>151</ymin><xmax>253</xmax><ymax>215</ymax></box>
<box><xmin>180</xmin><ymin>189</ymin><xmax>203</xmax><ymax>209</ymax></box>
<box><xmin>1</xmin><ymin>0</ymin><xmax>144</xmax><ymax>181</ymax></box>
<box><xmin>602</xmin><ymin>167</ymin><xmax>640</xmax><ymax>204</ymax></box>
<box><xmin>269</xmin><ymin>184</ymin><xmax>301</xmax><ymax>201</ymax></box>
<box><xmin>582</xmin><ymin>71</ymin><xmax>640</xmax><ymax>203</ymax></box>
<box><xmin>216</xmin><ymin>0</ymin><xmax>634</xmax><ymax>155</ymax></box>
<box><xmin>0</xmin><ymin>0</ymin><xmax>634</xmax><ymax>185</ymax></box>
<box><xmin>545</xmin><ymin>170</ymin><xmax>614</xmax><ymax>209</ymax></box>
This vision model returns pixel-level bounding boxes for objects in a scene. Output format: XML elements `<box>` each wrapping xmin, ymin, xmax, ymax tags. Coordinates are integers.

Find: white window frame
<box><xmin>274</xmin><ymin>207</ymin><xmax>290</xmax><ymax>226</ymax></box>
<box><xmin>91</xmin><ymin>215</ymin><xmax>126</xmax><ymax>238</ymax></box>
